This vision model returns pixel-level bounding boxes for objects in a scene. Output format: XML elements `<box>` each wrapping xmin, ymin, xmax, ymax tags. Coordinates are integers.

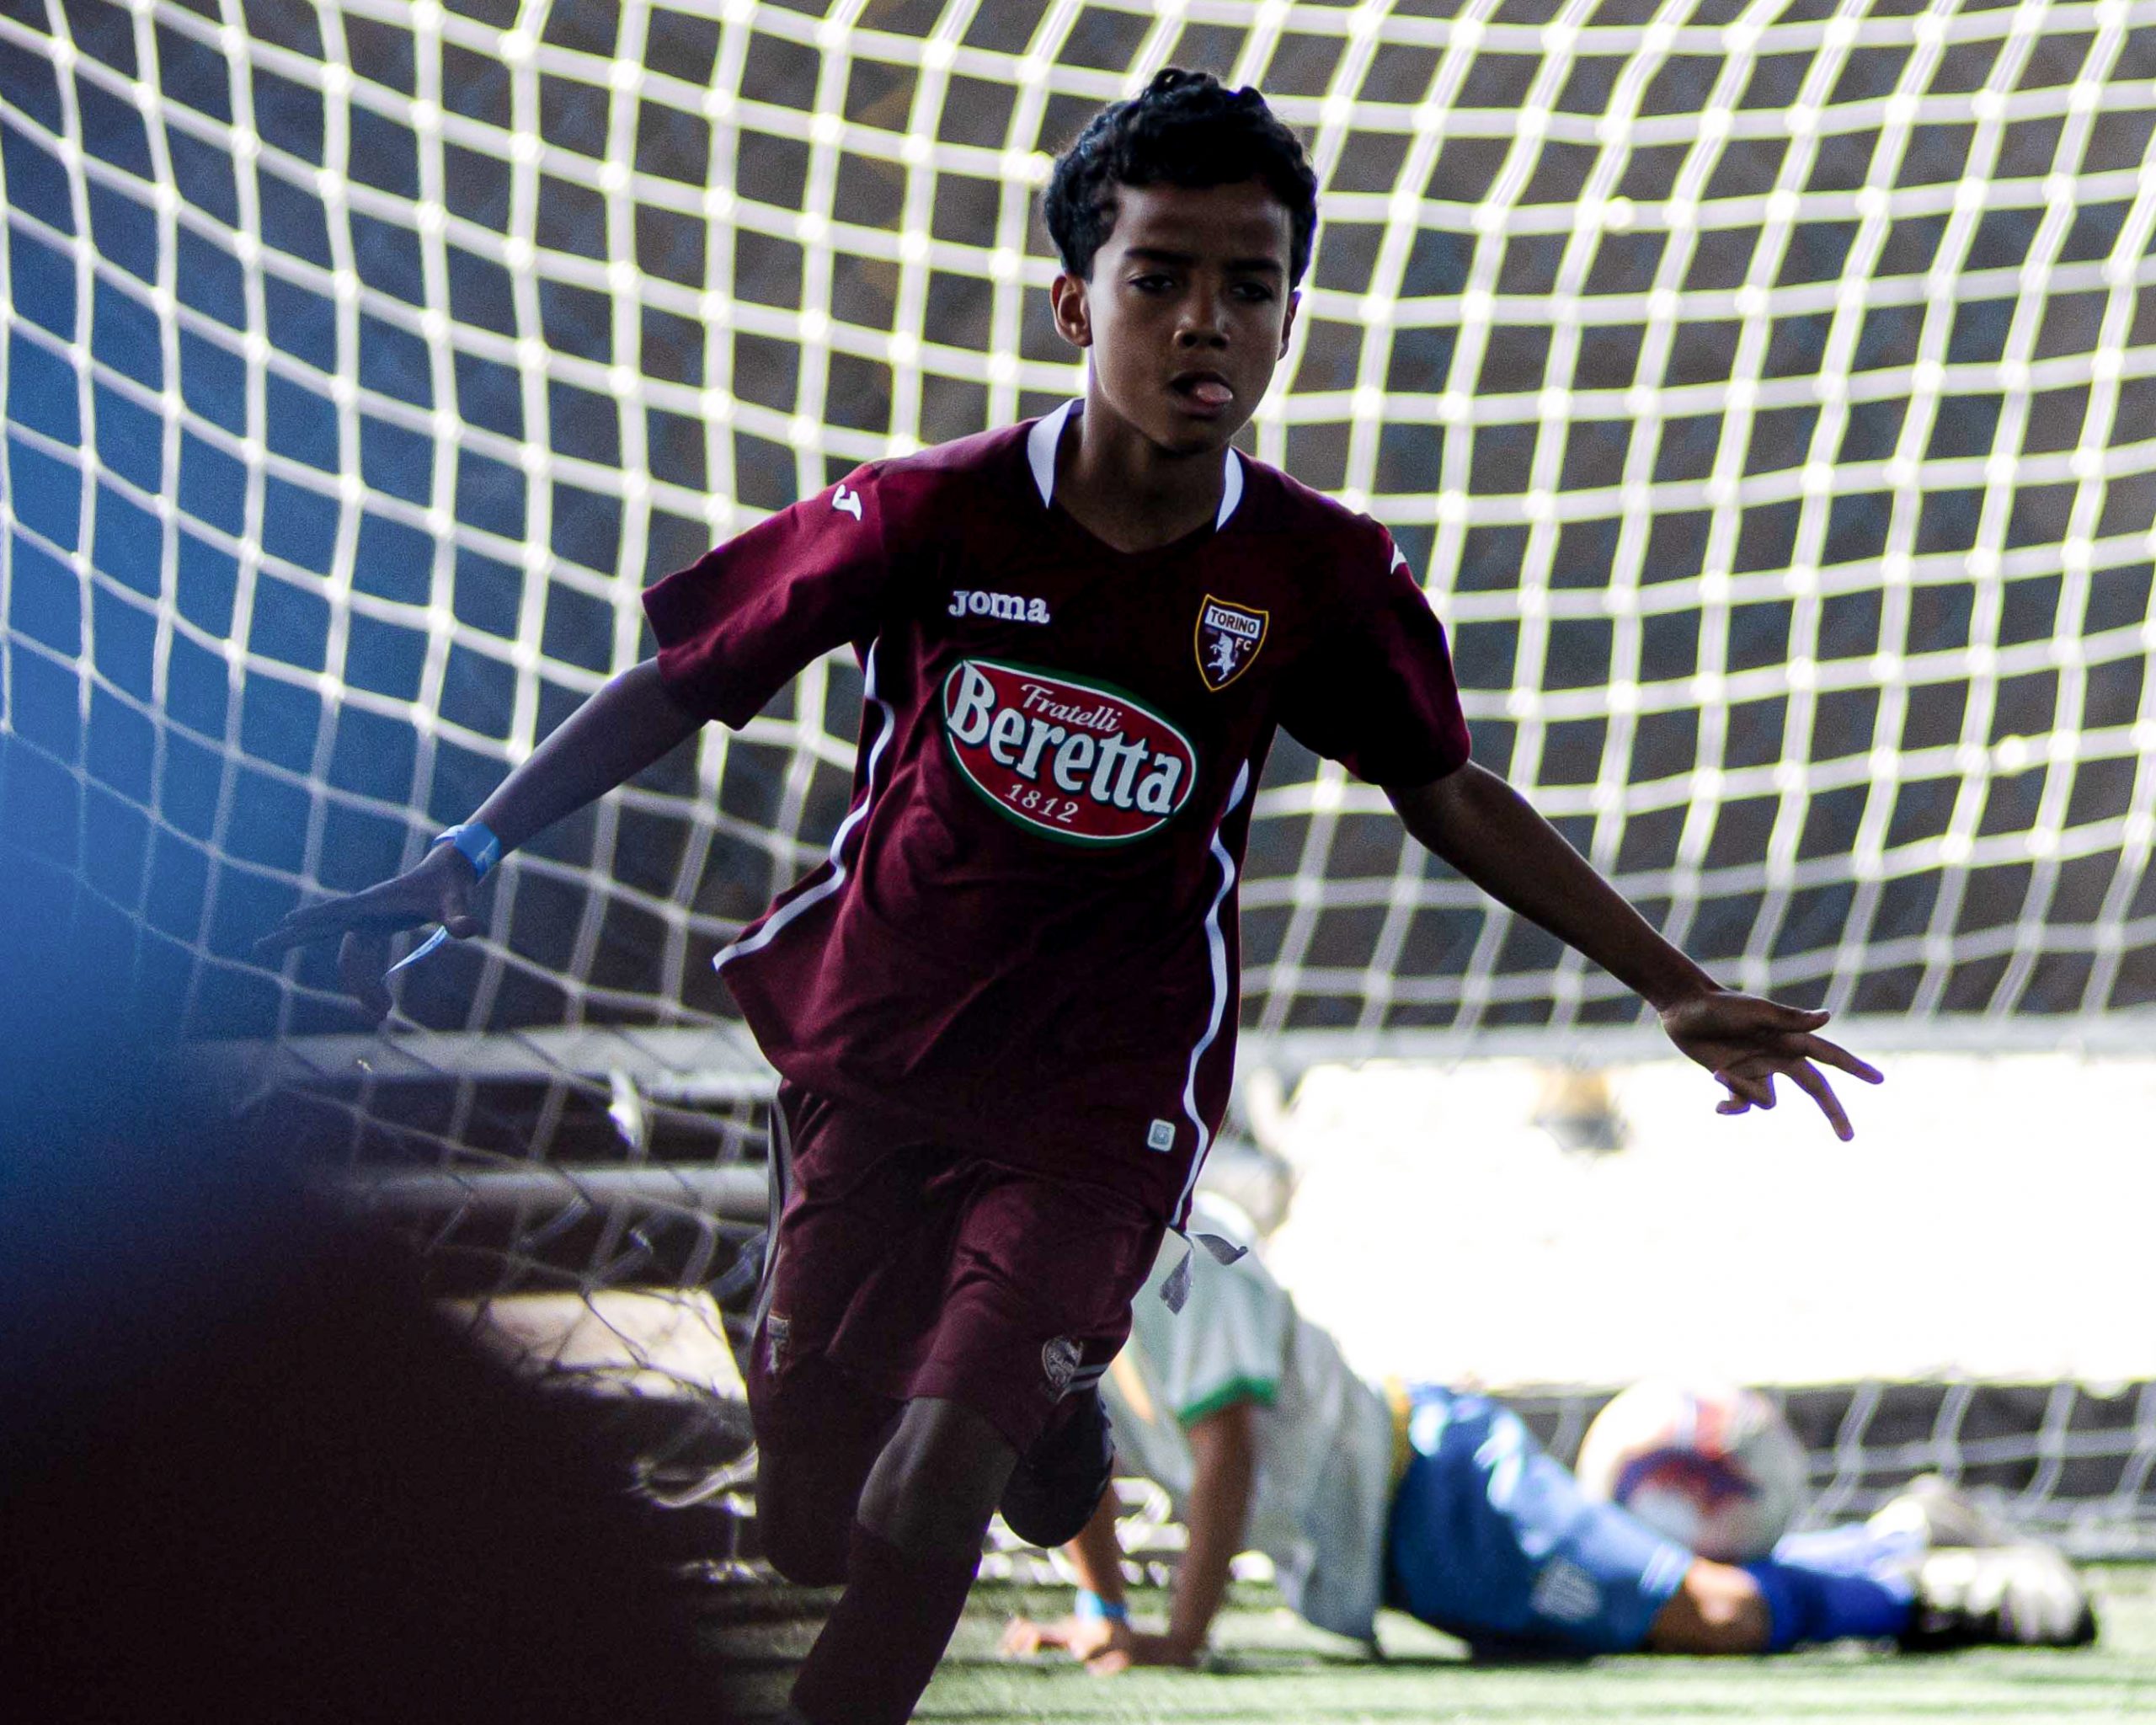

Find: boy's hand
<box><xmin>999</xmin><ymin>1616</ymin><xmax>1199</xmax><ymax>1674</ymax></box>
<box><xmin>1081</xmin><ymin>1628</ymin><xmax>1202</xmax><ymax>1674</ymax></box>
<box><xmin>252</xmin><ymin>844</ymin><xmax>483</xmax><ymax>1023</ymax></box>
<box><xmin>1657</xmin><ymin>989</ymin><xmax>1883</xmax><ymax>1141</ymax></box>
<box><xmin>1000</xmin><ymin>1612</ymin><xmax>1121</xmax><ymax>1663</ymax></box>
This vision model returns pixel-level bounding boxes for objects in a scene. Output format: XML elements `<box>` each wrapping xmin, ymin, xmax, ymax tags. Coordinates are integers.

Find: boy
<box><xmin>1004</xmin><ymin>1194</ymin><xmax>2095</xmax><ymax>1671</ymax></box>
<box><xmin>260</xmin><ymin>71</ymin><xmax>1879</xmax><ymax>1724</ymax></box>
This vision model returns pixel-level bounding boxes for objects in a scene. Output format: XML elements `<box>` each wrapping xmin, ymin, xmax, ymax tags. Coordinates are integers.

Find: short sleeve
<box><xmin>1155</xmin><ymin>1252</ymin><xmax>1293</xmax><ymax>1428</ymax></box>
<box><xmin>642</xmin><ymin>465</ymin><xmax>894</xmax><ymax>729</ymax></box>
<box><xmin>1278</xmin><ymin>525</ymin><xmax>1471</xmax><ymax>788</ymax></box>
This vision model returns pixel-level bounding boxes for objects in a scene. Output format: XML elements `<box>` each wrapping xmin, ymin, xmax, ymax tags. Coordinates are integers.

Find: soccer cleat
<box><xmin>998</xmin><ymin>1386</ymin><xmax>1115</xmax><ymax>1550</ymax></box>
<box><xmin>1898</xmin><ymin>1543</ymin><xmax>2098</xmax><ymax>1650</ymax></box>
<box><xmin>1869</xmin><ymin>1474</ymin><xmax>2010</xmax><ymax>1551</ymax></box>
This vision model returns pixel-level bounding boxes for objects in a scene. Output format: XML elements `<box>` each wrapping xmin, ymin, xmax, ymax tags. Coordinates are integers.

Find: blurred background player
<box><xmin>1004</xmin><ymin>1194</ymin><xmax>2095</xmax><ymax>1670</ymax></box>
<box><xmin>259</xmin><ymin>70</ymin><xmax>1877</xmax><ymax>1725</ymax></box>
<box><xmin>0</xmin><ymin>751</ymin><xmax>728</xmax><ymax>1725</ymax></box>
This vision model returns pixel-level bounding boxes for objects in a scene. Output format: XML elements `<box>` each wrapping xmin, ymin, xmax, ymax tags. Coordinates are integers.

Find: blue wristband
<box><xmin>1073</xmin><ymin>1589</ymin><xmax>1129</xmax><ymax>1624</ymax></box>
<box><xmin>430</xmin><ymin>820</ymin><xmax>502</xmax><ymax>884</ymax></box>
<box><xmin>384</xmin><ymin>823</ymin><xmax>501</xmax><ymax>980</ymax></box>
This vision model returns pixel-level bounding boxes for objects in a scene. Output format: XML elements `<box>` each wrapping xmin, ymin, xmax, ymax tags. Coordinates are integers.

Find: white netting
<box><xmin>225</xmin><ymin>1025</ymin><xmax>774</xmax><ymax>1561</ymax></box>
<box><xmin>6</xmin><ymin>0</ymin><xmax>2156</xmax><ymax>1555</ymax></box>
<box><xmin>4</xmin><ymin>0</ymin><xmax>2154</xmax><ymax>1057</ymax></box>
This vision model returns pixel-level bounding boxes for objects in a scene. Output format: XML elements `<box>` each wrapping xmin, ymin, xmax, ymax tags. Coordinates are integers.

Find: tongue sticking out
<box><xmin>1184</xmin><ymin>378</ymin><xmax>1234</xmax><ymax>407</ymax></box>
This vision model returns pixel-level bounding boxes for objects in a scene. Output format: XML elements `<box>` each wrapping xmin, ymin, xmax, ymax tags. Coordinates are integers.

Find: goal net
<box><xmin>5</xmin><ymin>0</ymin><xmax>2156</xmax><ymax>1557</ymax></box>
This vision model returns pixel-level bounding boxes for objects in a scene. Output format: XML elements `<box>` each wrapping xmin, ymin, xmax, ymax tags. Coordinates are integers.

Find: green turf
<box><xmin>702</xmin><ymin>1564</ymin><xmax>2156</xmax><ymax>1722</ymax></box>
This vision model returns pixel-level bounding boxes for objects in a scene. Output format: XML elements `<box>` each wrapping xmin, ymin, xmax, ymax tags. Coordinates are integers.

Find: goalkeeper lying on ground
<box><xmin>1003</xmin><ymin>1194</ymin><xmax>2096</xmax><ymax>1669</ymax></box>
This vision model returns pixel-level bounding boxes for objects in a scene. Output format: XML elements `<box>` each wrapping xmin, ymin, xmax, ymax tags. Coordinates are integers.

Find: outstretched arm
<box><xmin>1389</xmin><ymin>761</ymin><xmax>1882</xmax><ymax>1137</ymax></box>
<box><xmin>1002</xmin><ymin>1399</ymin><xmax>1257</xmax><ymax>1674</ymax></box>
<box><xmin>463</xmin><ymin>660</ymin><xmax>703</xmax><ymax>853</ymax></box>
<box><xmin>255</xmin><ymin>660</ymin><xmax>702</xmax><ymax>1019</ymax></box>
<box><xmin>1152</xmin><ymin>1398</ymin><xmax>1256</xmax><ymax>1665</ymax></box>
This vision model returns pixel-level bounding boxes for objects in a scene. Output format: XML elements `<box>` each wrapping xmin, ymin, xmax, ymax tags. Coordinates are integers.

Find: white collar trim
<box><xmin>1214</xmin><ymin>439</ymin><xmax>1243</xmax><ymax>528</ymax></box>
<box><xmin>1026</xmin><ymin>400</ymin><xmax>1072</xmax><ymax>510</ymax></box>
<box><xmin>1027</xmin><ymin>399</ymin><xmax>1245</xmax><ymax>531</ymax></box>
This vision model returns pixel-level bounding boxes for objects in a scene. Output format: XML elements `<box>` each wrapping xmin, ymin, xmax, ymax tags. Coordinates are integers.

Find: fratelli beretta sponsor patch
<box><xmin>941</xmin><ymin>660</ymin><xmax>1197</xmax><ymax>844</ymax></box>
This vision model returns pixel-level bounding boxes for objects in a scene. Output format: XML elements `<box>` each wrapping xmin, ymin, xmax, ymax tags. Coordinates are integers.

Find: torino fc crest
<box><xmin>1195</xmin><ymin>595</ymin><xmax>1267</xmax><ymax>692</ymax></box>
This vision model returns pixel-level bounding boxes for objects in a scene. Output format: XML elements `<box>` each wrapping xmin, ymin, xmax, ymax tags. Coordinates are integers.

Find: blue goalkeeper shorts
<box><xmin>1385</xmin><ymin>1386</ymin><xmax>1694</xmax><ymax>1656</ymax></box>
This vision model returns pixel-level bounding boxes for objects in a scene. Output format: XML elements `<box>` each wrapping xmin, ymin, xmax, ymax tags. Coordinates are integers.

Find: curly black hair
<box><xmin>1043</xmin><ymin>69</ymin><xmax>1320</xmax><ymax>287</ymax></box>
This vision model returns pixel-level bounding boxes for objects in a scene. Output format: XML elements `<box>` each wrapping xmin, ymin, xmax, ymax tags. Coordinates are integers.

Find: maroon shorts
<box><xmin>750</xmin><ymin>1083</ymin><xmax>1167</xmax><ymax>1455</ymax></box>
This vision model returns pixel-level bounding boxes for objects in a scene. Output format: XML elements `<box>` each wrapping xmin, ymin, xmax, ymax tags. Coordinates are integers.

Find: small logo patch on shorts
<box><xmin>1145</xmin><ymin>1119</ymin><xmax>1176</xmax><ymax>1152</ymax></box>
<box><xmin>765</xmin><ymin>1312</ymin><xmax>792</xmax><ymax>1373</ymax></box>
<box><xmin>1529</xmin><ymin>1557</ymin><xmax>1604</xmax><ymax>1625</ymax></box>
<box><xmin>1042</xmin><ymin>1336</ymin><xmax>1081</xmax><ymax>1397</ymax></box>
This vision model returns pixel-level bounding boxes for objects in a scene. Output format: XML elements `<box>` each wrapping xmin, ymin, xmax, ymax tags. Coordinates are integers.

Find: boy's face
<box><xmin>1050</xmin><ymin>179</ymin><xmax>1299</xmax><ymax>457</ymax></box>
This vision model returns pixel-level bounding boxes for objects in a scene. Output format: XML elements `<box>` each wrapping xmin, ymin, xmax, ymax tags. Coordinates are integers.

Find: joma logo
<box><xmin>949</xmin><ymin>589</ymin><xmax>1051</xmax><ymax>624</ymax></box>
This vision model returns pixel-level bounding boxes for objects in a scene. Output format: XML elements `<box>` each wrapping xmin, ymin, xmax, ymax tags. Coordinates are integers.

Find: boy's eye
<box><xmin>1230</xmin><ymin>282</ymin><xmax>1276</xmax><ymax>303</ymax></box>
<box><xmin>1129</xmin><ymin>273</ymin><xmax>1176</xmax><ymax>292</ymax></box>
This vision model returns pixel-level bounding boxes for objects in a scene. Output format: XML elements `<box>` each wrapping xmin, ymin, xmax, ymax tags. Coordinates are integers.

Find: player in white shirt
<box><xmin>1004</xmin><ymin>1195</ymin><xmax>2095</xmax><ymax>1669</ymax></box>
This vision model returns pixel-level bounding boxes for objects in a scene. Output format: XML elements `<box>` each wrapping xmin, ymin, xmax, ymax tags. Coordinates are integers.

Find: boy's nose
<box><xmin>1175</xmin><ymin>309</ymin><xmax>1227</xmax><ymax>348</ymax></box>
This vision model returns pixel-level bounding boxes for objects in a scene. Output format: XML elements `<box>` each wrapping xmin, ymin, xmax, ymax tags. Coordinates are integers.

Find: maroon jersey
<box><xmin>644</xmin><ymin>404</ymin><xmax>1470</xmax><ymax>1223</ymax></box>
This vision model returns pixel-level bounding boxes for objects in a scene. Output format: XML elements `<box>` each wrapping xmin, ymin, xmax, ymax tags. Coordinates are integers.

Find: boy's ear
<box><xmin>1277</xmin><ymin>289</ymin><xmax>1300</xmax><ymax>360</ymax></box>
<box><xmin>1049</xmin><ymin>272</ymin><xmax>1093</xmax><ymax>349</ymax></box>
